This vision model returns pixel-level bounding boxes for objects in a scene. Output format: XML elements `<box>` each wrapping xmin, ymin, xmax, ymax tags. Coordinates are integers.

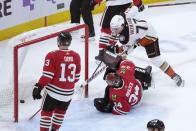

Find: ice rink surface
<box><xmin>0</xmin><ymin>3</ymin><xmax>196</xmax><ymax>131</ymax></box>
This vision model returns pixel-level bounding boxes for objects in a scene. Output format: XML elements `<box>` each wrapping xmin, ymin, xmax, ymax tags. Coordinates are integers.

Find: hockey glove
<box><xmin>137</xmin><ymin>1</ymin><xmax>145</xmax><ymax>12</ymax></box>
<box><xmin>106</xmin><ymin>45</ymin><xmax>119</xmax><ymax>54</ymax></box>
<box><xmin>32</xmin><ymin>83</ymin><xmax>42</xmax><ymax>100</ymax></box>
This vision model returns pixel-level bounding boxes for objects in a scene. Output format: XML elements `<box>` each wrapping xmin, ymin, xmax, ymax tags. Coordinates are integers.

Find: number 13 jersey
<box><xmin>37</xmin><ymin>49</ymin><xmax>81</xmax><ymax>102</ymax></box>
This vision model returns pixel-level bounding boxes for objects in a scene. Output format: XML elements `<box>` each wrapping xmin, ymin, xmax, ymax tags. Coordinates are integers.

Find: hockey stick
<box><xmin>92</xmin><ymin>61</ymin><xmax>103</xmax><ymax>75</ymax></box>
<box><xmin>80</xmin><ymin>65</ymin><xmax>107</xmax><ymax>88</ymax></box>
<box><xmin>148</xmin><ymin>1</ymin><xmax>196</xmax><ymax>8</ymax></box>
<box><xmin>29</xmin><ymin>108</ymin><xmax>41</xmax><ymax>120</ymax></box>
<box><xmin>28</xmin><ymin>91</ymin><xmax>48</xmax><ymax>121</ymax></box>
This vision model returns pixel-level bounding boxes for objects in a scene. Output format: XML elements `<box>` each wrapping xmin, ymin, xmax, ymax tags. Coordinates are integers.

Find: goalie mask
<box><xmin>57</xmin><ymin>32</ymin><xmax>72</xmax><ymax>46</ymax></box>
<box><xmin>106</xmin><ymin>73</ymin><xmax>123</xmax><ymax>88</ymax></box>
<box><xmin>110</xmin><ymin>15</ymin><xmax>125</xmax><ymax>35</ymax></box>
<box><xmin>147</xmin><ymin>119</ymin><xmax>165</xmax><ymax>131</ymax></box>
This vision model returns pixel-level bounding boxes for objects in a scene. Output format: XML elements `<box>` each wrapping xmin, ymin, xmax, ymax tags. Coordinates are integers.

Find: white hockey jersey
<box><xmin>106</xmin><ymin>0</ymin><xmax>133</xmax><ymax>6</ymax></box>
<box><xmin>119</xmin><ymin>7</ymin><xmax>157</xmax><ymax>52</ymax></box>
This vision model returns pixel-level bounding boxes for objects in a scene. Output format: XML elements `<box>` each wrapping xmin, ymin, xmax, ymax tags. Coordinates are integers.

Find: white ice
<box><xmin>0</xmin><ymin>3</ymin><xmax>196</xmax><ymax>131</ymax></box>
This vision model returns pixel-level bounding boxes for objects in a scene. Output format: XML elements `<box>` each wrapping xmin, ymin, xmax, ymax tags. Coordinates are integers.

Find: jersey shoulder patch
<box><xmin>49</xmin><ymin>50</ymin><xmax>56</xmax><ymax>54</ymax></box>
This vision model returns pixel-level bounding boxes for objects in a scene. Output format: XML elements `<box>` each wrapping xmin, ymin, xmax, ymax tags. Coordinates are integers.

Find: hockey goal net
<box><xmin>0</xmin><ymin>23</ymin><xmax>89</xmax><ymax>122</ymax></box>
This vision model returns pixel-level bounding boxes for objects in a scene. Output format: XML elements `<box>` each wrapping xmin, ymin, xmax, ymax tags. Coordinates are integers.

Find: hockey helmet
<box><xmin>57</xmin><ymin>32</ymin><xmax>72</xmax><ymax>46</ymax></box>
<box><xmin>147</xmin><ymin>119</ymin><xmax>165</xmax><ymax>131</ymax></box>
<box><xmin>106</xmin><ymin>73</ymin><xmax>123</xmax><ymax>88</ymax></box>
<box><xmin>110</xmin><ymin>15</ymin><xmax>125</xmax><ymax>35</ymax></box>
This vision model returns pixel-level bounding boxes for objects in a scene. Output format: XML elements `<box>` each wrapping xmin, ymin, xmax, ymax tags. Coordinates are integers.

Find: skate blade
<box><xmin>179</xmin><ymin>80</ymin><xmax>185</xmax><ymax>87</ymax></box>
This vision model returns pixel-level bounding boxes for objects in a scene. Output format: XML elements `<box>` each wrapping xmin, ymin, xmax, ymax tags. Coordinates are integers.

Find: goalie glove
<box><xmin>32</xmin><ymin>83</ymin><xmax>42</xmax><ymax>100</ymax></box>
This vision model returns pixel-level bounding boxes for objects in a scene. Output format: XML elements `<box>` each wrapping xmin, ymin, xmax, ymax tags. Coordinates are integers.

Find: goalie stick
<box><xmin>80</xmin><ymin>65</ymin><xmax>107</xmax><ymax>88</ymax></box>
<box><xmin>92</xmin><ymin>61</ymin><xmax>103</xmax><ymax>76</ymax></box>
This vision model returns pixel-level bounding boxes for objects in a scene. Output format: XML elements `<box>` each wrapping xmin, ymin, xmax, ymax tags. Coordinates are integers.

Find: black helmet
<box><xmin>57</xmin><ymin>32</ymin><xmax>72</xmax><ymax>46</ymax></box>
<box><xmin>147</xmin><ymin>119</ymin><xmax>165</xmax><ymax>131</ymax></box>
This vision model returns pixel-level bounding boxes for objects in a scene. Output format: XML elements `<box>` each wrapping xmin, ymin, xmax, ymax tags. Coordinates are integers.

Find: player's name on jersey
<box><xmin>64</xmin><ymin>56</ymin><xmax>73</xmax><ymax>62</ymax></box>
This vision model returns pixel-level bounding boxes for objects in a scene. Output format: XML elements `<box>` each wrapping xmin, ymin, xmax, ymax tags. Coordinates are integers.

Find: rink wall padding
<box><xmin>0</xmin><ymin>0</ymin><xmax>172</xmax><ymax>41</ymax></box>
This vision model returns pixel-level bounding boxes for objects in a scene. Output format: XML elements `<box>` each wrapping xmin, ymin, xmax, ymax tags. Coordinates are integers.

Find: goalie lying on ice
<box><xmin>94</xmin><ymin>49</ymin><xmax>152</xmax><ymax>115</ymax></box>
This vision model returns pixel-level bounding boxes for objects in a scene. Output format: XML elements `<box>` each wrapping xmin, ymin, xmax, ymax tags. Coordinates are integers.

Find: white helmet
<box><xmin>110</xmin><ymin>15</ymin><xmax>125</xmax><ymax>35</ymax></box>
<box><xmin>110</xmin><ymin>15</ymin><xmax>125</xmax><ymax>29</ymax></box>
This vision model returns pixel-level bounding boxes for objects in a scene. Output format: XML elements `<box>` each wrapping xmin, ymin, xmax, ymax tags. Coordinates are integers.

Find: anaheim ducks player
<box><xmin>95</xmin><ymin>0</ymin><xmax>144</xmax><ymax>51</ymax></box>
<box><xmin>108</xmin><ymin>7</ymin><xmax>183</xmax><ymax>87</ymax></box>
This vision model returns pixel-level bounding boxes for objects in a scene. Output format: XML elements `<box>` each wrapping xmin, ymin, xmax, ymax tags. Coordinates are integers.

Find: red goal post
<box><xmin>13</xmin><ymin>24</ymin><xmax>89</xmax><ymax>122</ymax></box>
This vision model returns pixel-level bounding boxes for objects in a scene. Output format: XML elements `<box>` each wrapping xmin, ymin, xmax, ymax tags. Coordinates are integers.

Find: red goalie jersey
<box><xmin>109</xmin><ymin>59</ymin><xmax>143</xmax><ymax>115</ymax></box>
<box><xmin>37</xmin><ymin>49</ymin><xmax>81</xmax><ymax>102</ymax></box>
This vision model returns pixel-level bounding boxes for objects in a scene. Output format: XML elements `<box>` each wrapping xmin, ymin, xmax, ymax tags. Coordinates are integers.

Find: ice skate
<box><xmin>172</xmin><ymin>73</ymin><xmax>184</xmax><ymax>87</ymax></box>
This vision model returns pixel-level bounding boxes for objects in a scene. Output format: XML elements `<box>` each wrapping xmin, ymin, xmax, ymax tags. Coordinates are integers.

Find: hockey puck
<box><xmin>20</xmin><ymin>100</ymin><xmax>25</xmax><ymax>103</ymax></box>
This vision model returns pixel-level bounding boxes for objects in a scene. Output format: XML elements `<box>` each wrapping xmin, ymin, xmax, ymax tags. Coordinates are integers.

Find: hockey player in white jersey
<box><xmin>107</xmin><ymin>7</ymin><xmax>183</xmax><ymax>87</ymax></box>
<box><xmin>95</xmin><ymin>0</ymin><xmax>144</xmax><ymax>51</ymax></box>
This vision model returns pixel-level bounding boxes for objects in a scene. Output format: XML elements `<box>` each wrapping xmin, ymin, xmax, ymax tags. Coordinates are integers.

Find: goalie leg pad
<box><xmin>135</xmin><ymin>66</ymin><xmax>152</xmax><ymax>90</ymax></box>
<box><xmin>94</xmin><ymin>98</ymin><xmax>114</xmax><ymax>113</ymax></box>
<box><xmin>104</xmin><ymin>86</ymin><xmax>110</xmax><ymax>102</ymax></box>
<box><xmin>135</xmin><ymin>66</ymin><xmax>152</xmax><ymax>83</ymax></box>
